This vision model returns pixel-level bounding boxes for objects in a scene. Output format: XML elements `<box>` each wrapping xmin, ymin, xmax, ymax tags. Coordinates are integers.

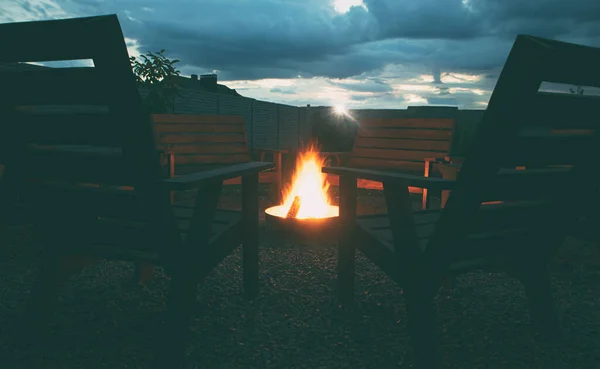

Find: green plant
<box><xmin>569</xmin><ymin>86</ymin><xmax>584</xmax><ymax>95</ymax></box>
<box><xmin>129</xmin><ymin>49</ymin><xmax>181</xmax><ymax>113</ymax></box>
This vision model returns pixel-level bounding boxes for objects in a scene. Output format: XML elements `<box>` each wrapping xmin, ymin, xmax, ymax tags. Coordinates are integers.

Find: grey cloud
<box><xmin>427</xmin><ymin>96</ymin><xmax>459</xmax><ymax>106</ymax></box>
<box><xmin>327</xmin><ymin>79</ymin><xmax>393</xmax><ymax>93</ymax></box>
<box><xmin>270</xmin><ymin>88</ymin><xmax>297</xmax><ymax>95</ymax></box>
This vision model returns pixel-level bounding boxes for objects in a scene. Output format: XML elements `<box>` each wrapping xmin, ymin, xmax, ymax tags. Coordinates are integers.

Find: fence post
<box><xmin>250</xmin><ymin>100</ymin><xmax>254</xmax><ymax>149</ymax></box>
<box><xmin>276</xmin><ymin>104</ymin><xmax>281</xmax><ymax>151</ymax></box>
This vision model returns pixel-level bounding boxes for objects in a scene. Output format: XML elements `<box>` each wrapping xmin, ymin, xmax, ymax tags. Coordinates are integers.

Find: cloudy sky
<box><xmin>2</xmin><ymin>0</ymin><xmax>600</xmax><ymax>109</ymax></box>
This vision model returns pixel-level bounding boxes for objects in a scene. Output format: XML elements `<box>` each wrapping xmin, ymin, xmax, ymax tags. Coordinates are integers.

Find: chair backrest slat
<box><xmin>526</xmin><ymin>92</ymin><xmax>600</xmax><ymax>129</ymax></box>
<box><xmin>427</xmin><ymin>35</ymin><xmax>600</xmax><ymax>266</ymax></box>
<box><xmin>348</xmin><ymin>118</ymin><xmax>455</xmax><ymax>174</ymax></box>
<box><xmin>10</xmin><ymin>107</ymin><xmax>124</xmax><ymax>147</ymax></box>
<box><xmin>0</xmin><ymin>15</ymin><xmax>161</xmax><ymax>190</ymax></box>
<box><xmin>3</xmin><ymin>67</ymin><xmax>109</xmax><ymax>106</ymax></box>
<box><xmin>153</xmin><ymin>114</ymin><xmax>252</xmax><ymax>175</ymax></box>
<box><xmin>0</xmin><ymin>16</ymin><xmax>107</xmax><ymax>63</ymax></box>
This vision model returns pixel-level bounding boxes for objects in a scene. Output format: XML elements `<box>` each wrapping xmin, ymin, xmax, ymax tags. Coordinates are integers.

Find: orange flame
<box><xmin>273</xmin><ymin>143</ymin><xmax>338</xmax><ymax>219</ymax></box>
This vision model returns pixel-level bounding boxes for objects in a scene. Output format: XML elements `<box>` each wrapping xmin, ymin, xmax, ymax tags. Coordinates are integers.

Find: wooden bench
<box><xmin>323</xmin><ymin>34</ymin><xmax>600</xmax><ymax>369</ymax></box>
<box><xmin>323</xmin><ymin>117</ymin><xmax>459</xmax><ymax>209</ymax></box>
<box><xmin>0</xmin><ymin>15</ymin><xmax>273</xmax><ymax>365</ymax></box>
<box><xmin>153</xmin><ymin>114</ymin><xmax>285</xmax><ymax>202</ymax></box>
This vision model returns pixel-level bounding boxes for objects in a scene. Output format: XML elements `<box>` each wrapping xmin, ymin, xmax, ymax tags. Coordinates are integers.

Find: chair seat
<box><xmin>355</xmin><ymin>206</ymin><xmax>527</xmax><ymax>275</ymax></box>
<box><xmin>356</xmin><ymin>210</ymin><xmax>439</xmax><ymax>253</ymax></box>
<box><xmin>90</xmin><ymin>205</ymin><xmax>242</xmax><ymax>262</ymax></box>
<box><xmin>10</xmin><ymin>198</ymin><xmax>243</xmax><ymax>265</ymax></box>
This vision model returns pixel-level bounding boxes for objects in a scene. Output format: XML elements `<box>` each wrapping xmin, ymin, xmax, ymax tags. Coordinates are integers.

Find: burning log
<box><xmin>285</xmin><ymin>196</ymin><xmax>301</xmax><ymax>218</ymax></box>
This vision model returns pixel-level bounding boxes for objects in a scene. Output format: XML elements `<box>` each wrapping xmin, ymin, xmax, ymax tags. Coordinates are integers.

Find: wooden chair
<box><xmin>153</xmin><ymin>114</ymin><xmax>286</xmax><ymax>203</ymax></box>
<box><xmin>0</xmin><ymin>15</ymin><xmax>273</xmax><ymax>364</ymax></box>
<box><xmin>323</xmin><ymin>35</ymin><xmax>600</xmax><ymax>369</ymax></box>
<box><xmin>322</xmin><ymin>117</ymin><xmax>459</xmax><ymax>209</ymax></box>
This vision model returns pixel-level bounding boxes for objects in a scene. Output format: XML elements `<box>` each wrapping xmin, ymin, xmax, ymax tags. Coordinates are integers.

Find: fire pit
<box><xmin>265</xmin><ymin>145</ymin><xmax>340</xmax><ymax>239</ymax></box>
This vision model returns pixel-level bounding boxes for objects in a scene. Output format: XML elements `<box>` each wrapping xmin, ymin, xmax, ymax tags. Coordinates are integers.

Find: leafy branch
<box><xmin>130</xmin><ymin>49</ymin><xmax>181</xmax><ymax>113</ymax></box>
<box><xmin>569</xmin><ymin>86</ymin><xmax>584</xmax><ymax>95</ymax></box>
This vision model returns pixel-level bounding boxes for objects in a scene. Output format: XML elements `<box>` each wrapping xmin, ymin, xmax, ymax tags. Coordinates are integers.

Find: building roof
<box><xmin>171</xmin><ymin>75</ymin><xmax>243</xmax><ymax>97</ymax></box>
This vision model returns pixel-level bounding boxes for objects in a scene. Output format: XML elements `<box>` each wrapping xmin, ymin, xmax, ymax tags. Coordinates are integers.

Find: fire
<box><xmin>268</xmin><ymin>144</ymin><xmax>339</xmax><ymax>219</ymax></box>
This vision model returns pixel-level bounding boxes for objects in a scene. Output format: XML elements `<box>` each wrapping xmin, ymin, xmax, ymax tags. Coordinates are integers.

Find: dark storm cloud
<box><xmin>362</xmin><ymin>0</ymin><xmax>485</xmax><ymax>39</ymax></box>
<box><xmin>327</xmin><ymin>79</ymin><xmax>393</xmax><ymax>93</ymax></box>
<box><xmin>5</xmin><ymin>0</ymin><xmax>600</xmax><ymax>81</ymax></box>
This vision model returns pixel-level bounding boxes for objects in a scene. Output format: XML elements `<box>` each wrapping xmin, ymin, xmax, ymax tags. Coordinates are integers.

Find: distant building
<box><xmin>173</xmin><ymin>73</ymin><xmax>243</xmax><ymax>97</ymax></box>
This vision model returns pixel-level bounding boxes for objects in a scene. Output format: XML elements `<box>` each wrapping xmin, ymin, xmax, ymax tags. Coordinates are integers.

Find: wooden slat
<box><xmin>163</xmin><ymin>161</ymin><xmax>275</xmax><ymax>190</ymax></box>
<box><xmin>480</xmin><ymin>168</ymin><xmax>572</xmax><ymax>203</ymax></box>
<box><xmin>224</xmin><ymin>170</ymin><xmax>279</xmax><ymax>185</ymax></box>
<box><xmin>20</xmin><ymin>182</ymin><xmax>143</xmax><ymax>220</ymax></box>
<box><xmin>154</xmin><ymin>124</ymin><xmax>245</xmax><ymax>133</ymax></box>
<box><xmin>360</xmin><ymin>118</ymin><xmax>455</xmax><ymax>129</ymax></box>
<box><xmin>347</xmin><ymin>158</ymin><xmax>429</xmax><ymax>173</ymax></box>
<box><xmin>351</xmin><ymin>148</ymin><xmax>444</xmax><ymax>162</ymax></box>
<box><xmin>0</xmin><ymin>15</ymin><xmax>110</xmax><ymax>62</ymax></box>
<box><xmin>357</xmin><ymin>216</ymin><xmax>435</xmax><ymax>240</ymax></box>
<box><xmin>10</xmin><ymin>111</ymin><xmax>123</xmax><ymax>146</ymax></box>
<box><xmin>161</xmin><ymin>144</ymin><xmax>249</xmax><ymax>155</ymax></box>
<box><xmin>358</xmin><ymin>202</ymin><xmax>548</xmax><ymax>258</ymax></box>
<box><xmin>323</xmin><ymin>165</ymin><xmax>454</xmax><ymax>190</ymax></box>
<box><xmin>354</xmin><ymin>137</ymin><xmax>451</xmax><ymax>152</ymax></box>
<box><xmin>174</xmin><ymin>164</ymin><xmax>239</xmax><ymax>175</ymax></box>
<box><xmin>19</xmin><ymin>145</ymin><xmax>137</xmax><ymax>185</ymax></box>
<box><xmin>526</xmin><ymin>92</ymin><xmax>600</xmax><ymax>129</ymax></box>
<box><xmin>172</xmin><ymin>154</ymin><xmax>251</xmax><ymax>166</ymax></box>
<box><xmin>359</xmin><ymin>128</ymin><xmax>453</xmax><ymax>140</ymax></box>
<box><xmin>158</xmin><ymin>133</ymin><xmax>246</xmax><ymax>144</ymax></box>
<box><xmin>3</xmin><ymin>67</ymin><xmax>109</xmax><ymax>105</ymax></box>
<box><xmin>534</xmin><ymin>36</ymin><xmax>600</xmax><ymax>87</ymax></box>
<box><xmin>324</xmin><ymin>175</ymin><xmax>423</xmax><ymax>193</ymax></box>
<box><xmin>170</xmin><ymin>166</ymin><xmax>277</xmax><ymax>183</ymax></box>
<box><xmin>501</xmin><ymin>130</ymin><xmax>595</xmax><ymax>167</ymax></box>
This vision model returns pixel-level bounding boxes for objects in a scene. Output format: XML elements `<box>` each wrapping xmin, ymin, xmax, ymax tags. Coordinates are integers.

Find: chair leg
<box><xmin>17</xmin><ymin>253</ymin><xmax>92</xmax><ymax>343</ymax></box>
<box><xmin>421</xmin><ymin>188</ymin><xmax>429</xmax><ymax>210</ymax></box>
<box><xmin>159</xmin><ymin>267</ymin><xmax>198</xmax><ymax>365</ymax></box>
<box><xmin>242</xmin><ymin>173</ymin><xmax>260</xmax><ymax>299</ymax></box>
<box><xmin>134</xmin><ymin>262</ymin><xmax>155</xmax><ymax>285</ymax></box>
<box><xmin>337</xmin><ymin>241</ymin><xmax>355</xmax><ymax>304</ymax></box>
<box><xmin>518</xmin><ymin>263</ymin><xmax>561</xmax><ymax>338</ymax></box>
<box><xmin>404</xmin><ymin>285</ymin><xmax>440</xmax><ymax>369</ymax></box>
<box><xmin>338</xmin><ymin>175</ymin><xmax>357</xmax><ymax>304</ymax></box>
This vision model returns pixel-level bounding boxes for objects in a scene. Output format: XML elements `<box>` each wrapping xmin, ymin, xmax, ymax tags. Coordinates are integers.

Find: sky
<box><xmin>2</xmin><ymin>0</ymin><xmax>600</xmax><ymax>109</ymax></box>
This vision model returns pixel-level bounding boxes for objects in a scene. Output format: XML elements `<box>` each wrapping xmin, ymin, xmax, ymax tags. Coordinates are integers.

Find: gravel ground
<box><xmin>1</xmin><ymin>187</ymin><xmax>599</xmax><ymax>369</ymax></box>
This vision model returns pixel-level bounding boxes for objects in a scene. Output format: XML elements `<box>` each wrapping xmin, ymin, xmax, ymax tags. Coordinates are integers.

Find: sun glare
<box><xmin>333</xmin><ymin>105</ymin><xmax>348</xmax><ymax>116</ymax></box>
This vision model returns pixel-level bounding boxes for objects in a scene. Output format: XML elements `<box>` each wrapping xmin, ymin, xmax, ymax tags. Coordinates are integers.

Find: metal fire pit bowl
<box><xmin>264</xmin><ymin>205</ymin><xmax>340</xmax><ymax>242</ymax></box>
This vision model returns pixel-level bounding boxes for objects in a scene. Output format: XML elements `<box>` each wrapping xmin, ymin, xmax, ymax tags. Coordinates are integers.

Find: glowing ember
<box><xmin>266</xmin><ymin>144</ymin><xmax>339</xmax><ymax>219</ymax></box>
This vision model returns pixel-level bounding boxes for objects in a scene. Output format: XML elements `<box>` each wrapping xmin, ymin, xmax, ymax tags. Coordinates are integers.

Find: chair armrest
<box><xmin>322</xmin><ymin>166</ymin><xmax>455</xmax><ymax>191</ymax></box>
<box><xmin>162</xmin><ymin>162</ymin><xmax>275</xmax><ymax>190</ymax></box>
<box><xmin>437</xmin><ymin>163</ymin><xmax>463</xmax><ymax>181</ymax></box>
<box><xmin>424</xmin><ymin>156</ymin><xmax>465</xmax><ymax>165</ymax></box>
<box><xmin>424</xmin><ymin>156</ymin><xmax>447</xmax><ymax>164</ymax></box>
<box><xmin>252</xmin><ymin>148</ymin><xmax>289</xmax><ymax>154</ymax></box>
<box><xmin>251</xmin><ymin>148</ymin><xmax>288</xmax><ymax>162</ymax></box>
<box><xmin>446</xmin><ymin>156</ymin><xmax>465</xmax><ymax>165</ymax></box>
